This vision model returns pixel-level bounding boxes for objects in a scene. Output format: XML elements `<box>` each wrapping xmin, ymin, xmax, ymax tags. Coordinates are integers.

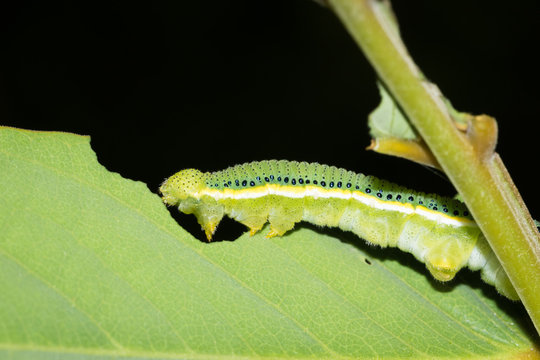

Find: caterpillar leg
<box><xmin>227</xmin><ymin>200</ymin><xmax>270</xmax><ymax>237</ymax></box>
<box><xmin>425</xmin><ymin>256</ymin><xmax>460</xmax><ymax>282</ymax></box>
<box><xmin>424</xmin><ymin>233</ymin><xmax>476</xmax><ymax>282</ymax></box>
<box><xmin>266</xmin><ymin>226</ymin><xmax>290</xmax><ymax>238</ymax></box>
<box><xmin>266</xmin><ymin>216</ymin><xmax>297</xmax><ymax>238</ymax></box>
<box><xmin>237</xmin><ymin>216</ymin><xmax>268</xmax><ymax>236</ymax></box>
<box><xmin>397</xmin><ymin>218</ymin><xmax>477</xmax><ymax>282</ymax></box>
<box><xmin>193</xmin><ymin>202</ymin><xmax>225</xmax><ymax>241</ymax></box>
<box><xmin>194</xmin><ymin>214</ymin><xmax>221</xmax><ymax>241</ymax></box>
<box><xmin>266</xmin><ymin>210</ymin><xmax>302</xmax><ymax>238</ymax></box>
<box><xmin>203</xmin><ymin>222</ymin><xmax>219</xmax><ymax>241</ymax></box>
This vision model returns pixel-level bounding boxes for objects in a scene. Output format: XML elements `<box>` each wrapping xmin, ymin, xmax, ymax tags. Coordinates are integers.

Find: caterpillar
<box><xmin>160</xmin><ymin>160</ymin><xmax>528</xmax><ymax>300</ymax></box>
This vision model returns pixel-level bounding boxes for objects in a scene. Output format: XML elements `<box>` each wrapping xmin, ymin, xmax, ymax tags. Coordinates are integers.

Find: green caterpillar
<box><xmin>160</xmin><ymin>160</ymin><xmax>526</xmax><ymax>300</ymax></box>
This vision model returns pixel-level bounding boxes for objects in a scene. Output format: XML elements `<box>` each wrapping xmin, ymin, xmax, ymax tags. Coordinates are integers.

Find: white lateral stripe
<box><xmin>198</xmin><ymin>185</ymin><xmax>475</xmax><ymax>228</ymax></box>
<box><xmin>351</xmin><ymin>192</ymin><xmax>413</xmax><ymax>214</ymax></box>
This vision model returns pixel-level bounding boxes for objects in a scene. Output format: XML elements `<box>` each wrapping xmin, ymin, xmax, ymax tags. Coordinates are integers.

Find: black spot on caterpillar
<box><xmin>160</xmin><ymin>160</ymin><xmax>533</xmax><ymax>300</ymax></box>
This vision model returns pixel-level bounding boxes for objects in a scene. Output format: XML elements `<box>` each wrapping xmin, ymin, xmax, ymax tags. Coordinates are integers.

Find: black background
<box><xmin>2</xmin><ymin>1</ymin><xmax>538</xmax><ymax>220</ymax></box>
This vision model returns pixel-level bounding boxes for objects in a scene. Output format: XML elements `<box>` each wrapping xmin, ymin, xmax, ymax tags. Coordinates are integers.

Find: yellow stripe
<box><xmin>197</xmin><ymin>184</ymin><xmax>476</xmax><ymax>227</ymax></box>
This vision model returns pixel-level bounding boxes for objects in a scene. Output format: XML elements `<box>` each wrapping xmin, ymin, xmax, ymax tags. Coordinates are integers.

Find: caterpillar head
<box><xmin>160</xmin><ymin>169</ymin><xmax>205</xmax><ymax>206</ymax></box>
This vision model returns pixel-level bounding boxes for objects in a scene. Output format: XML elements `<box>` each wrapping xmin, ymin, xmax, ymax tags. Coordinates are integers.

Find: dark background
<box><xmin>2</xmin><ymin>1</ymin><xmax>538</xmax><ymax>219</ymax></box>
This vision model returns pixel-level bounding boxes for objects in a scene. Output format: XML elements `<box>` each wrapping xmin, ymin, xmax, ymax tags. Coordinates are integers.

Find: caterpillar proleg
<box><xmin>160</xmin><ymin>160</ymin><xmax>530</xmax><ymax>300</ymax></box>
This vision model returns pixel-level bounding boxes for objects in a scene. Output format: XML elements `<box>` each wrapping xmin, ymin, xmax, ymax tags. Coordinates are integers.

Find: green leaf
<box><xmin>368</xmin><ymin>83</ymin><xmax>472</xmax><ymax>142</ymax></box>
<box><xmin>1</xmin><ymin>126</ymin><xmax>538</xmax><ymax>359</ymax></box>
<box><xmin>367</xmin><ymin>83</ymin><xmax>441</xmax><ymax>168</ymax></box>
<box><xmin>366</xmin><ymin>82</ymin><xmax>477</xmax><ymax>169</ymax></box>
<box><xmin>368</xmin><ymin>82</ymin><xmax>418</xmax><ymax>141</ymax></box>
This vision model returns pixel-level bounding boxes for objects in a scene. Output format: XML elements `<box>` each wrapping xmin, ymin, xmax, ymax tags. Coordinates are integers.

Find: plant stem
<box><xmin>327</xmin><ymin>0</ymin><xmax>540</xmax><ymax>332</ymax></box>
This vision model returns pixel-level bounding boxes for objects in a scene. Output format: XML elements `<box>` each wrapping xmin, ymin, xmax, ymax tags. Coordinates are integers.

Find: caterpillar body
<box><xmin>160</xmin><ymin>160</ymin><xmax>525</xmax><ymax>300</ymax></box>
